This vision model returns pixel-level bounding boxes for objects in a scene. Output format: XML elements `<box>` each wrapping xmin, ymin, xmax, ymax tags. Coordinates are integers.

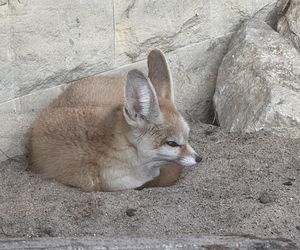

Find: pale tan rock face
<box><xmin>115</xmin><ymin>0</ymin><xmax>276</xmax><ymax>66</ymax></box>
<box><xmin>0</xmin><ymin>0</ymin><xmax>277</xmax><ymax>160</ymax></box>
<box><xmin>214</xmin><ymin>18</ymin><xmax>300</xmax><ymax>138</ymax></box>
<box><xmin>0</xmin><ymin>0</ymin><xmax>114</xmax><ymax>104</ymax></box>
<box><xmin>0</xmin><ymin>85</ymin><xmax>67</xmax><ymax>159</ymax></box>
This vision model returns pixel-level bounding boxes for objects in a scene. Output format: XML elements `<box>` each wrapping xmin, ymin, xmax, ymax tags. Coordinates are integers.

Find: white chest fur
<box><xmin>104</xmin><ymin>165</ymin><xmax>160</xmax><ymax>191</ymax></box>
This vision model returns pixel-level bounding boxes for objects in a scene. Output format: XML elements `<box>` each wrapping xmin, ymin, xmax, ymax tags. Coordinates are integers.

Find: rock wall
<box><xmin>0</xmin><ymin>0</ymin><xmax>276</xmax><ymax>161</ymax></box>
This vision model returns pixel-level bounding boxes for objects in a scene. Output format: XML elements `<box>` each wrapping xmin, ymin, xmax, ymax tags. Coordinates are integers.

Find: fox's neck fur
<box><xmin>98</xmin><ymin>106</ymin><xmax>163</xmax><ymax>191</ymax></box>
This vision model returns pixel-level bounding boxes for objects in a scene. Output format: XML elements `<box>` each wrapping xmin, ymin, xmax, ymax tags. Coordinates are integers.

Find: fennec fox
<box><xmin>29</xmin><ymin>49</ymin><xmax>202</xmax><ymax>191</ymax></box>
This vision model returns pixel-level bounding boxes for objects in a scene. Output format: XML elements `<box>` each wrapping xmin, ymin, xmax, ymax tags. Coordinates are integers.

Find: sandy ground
<box><xmin>0</xmin><ymin>122</ymin><xmax>299</xmax><ymax>243</ymax></box>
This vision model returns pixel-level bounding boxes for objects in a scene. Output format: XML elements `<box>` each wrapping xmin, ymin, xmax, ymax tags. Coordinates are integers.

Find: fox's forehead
<box><xmin>159</xmin><ymin>98</ymin><xmax>190</xmax><ymax>140</ymax></box>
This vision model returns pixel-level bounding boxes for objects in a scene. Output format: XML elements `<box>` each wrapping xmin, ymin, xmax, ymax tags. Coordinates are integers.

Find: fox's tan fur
<box><xmin>29</xmin><ymin>50</ymin><xmax>201</xmax><ymax>191</ymax></box>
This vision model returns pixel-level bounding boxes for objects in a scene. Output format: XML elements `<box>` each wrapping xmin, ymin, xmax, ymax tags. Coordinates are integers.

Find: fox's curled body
<box><xmin>29</xmin><ymin>50</ymin><xmax>201</xmax><ymax>191</ymax></box>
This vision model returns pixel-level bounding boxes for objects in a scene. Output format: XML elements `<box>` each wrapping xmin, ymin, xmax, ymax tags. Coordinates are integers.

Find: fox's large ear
<box><xmin>124</xmin><ymin>69</ymin><xmax>162</xmax><ymax>127</ymax></box>
<box><xmin>147</xmin><ymin>49</ymin><xmax>174</xmax><ymax>102</ymax></box>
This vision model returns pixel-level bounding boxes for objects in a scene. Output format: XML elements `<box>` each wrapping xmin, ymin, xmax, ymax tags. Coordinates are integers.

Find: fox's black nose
<box><xmin>195</xmin><ymin>154</ymin><xmax>202</xmax><ymax>163</ymax></box>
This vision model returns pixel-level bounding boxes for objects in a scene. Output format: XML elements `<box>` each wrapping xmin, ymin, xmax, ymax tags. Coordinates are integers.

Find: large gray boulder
<box><xmin>213</xmin><ymin>18</ymin><xmax>300</xmax><ymax>138</ymax></box>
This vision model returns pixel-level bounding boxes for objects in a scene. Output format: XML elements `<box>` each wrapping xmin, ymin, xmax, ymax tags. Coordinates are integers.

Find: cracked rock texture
<box><xmin>277</xmin><ymin>0</ymin><xmax>300</xmax><ymax>50</ymax></box>
<box><xmin>0</xmin><ymin>0</ymin><xmax>278</xmax><ymax>161</ymax></box>
<box><xmin>0</xmin><ymin>0</ymin><xmax>114</xmax><ymax>103</ymax></box>
<box><xmin>214</xmin><ymin>16</ymin><xmax>300</xmax><ymax>138</ymax></box>
<box><xmin>115</xmin><ymin>0</ymin><xmax>278</xmax><ymax>65</ymax></box>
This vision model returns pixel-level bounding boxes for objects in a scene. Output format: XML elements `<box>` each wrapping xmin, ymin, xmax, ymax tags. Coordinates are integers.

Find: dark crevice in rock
<box><xmin>253</xmin><ymin>0</ymin><xmax>290</xmax><ymax>30</ymax></box>
<box><xmin>0</xmin><ymin>0</ymin><xmax>8</xmax><ymax>6</ymax></box>
<box><xmin>270</xmin><ymin>0</ymin><xmax>291</xmax><ymax>29</ymax></box>
<box><xmin>124</xmin><ymin>14</ymin><xmax>206</xmax><ymax>62</ymax></box>
<box><xmin>210</xmin><ymin>32</ymin><xmax>236</xmax><ymax>127</ymax></box>
<box><xmin>124</xmin><ymin>0</ymin><xmax>136</xmax><ymax>19</ymax></box>
<box><xmin>277</xmin><ymin>0</ymin><xmax>300</xmax><ymax>51</ymax></box>
<box><xmin>0</xmin><ymin>148</ymin><xmax>10</xmax><ymax>161</ymax></box>
<box><xmin>282</xmin><ymin>0</ymin><xmax>291</xmax><ymax>15</ymax></box>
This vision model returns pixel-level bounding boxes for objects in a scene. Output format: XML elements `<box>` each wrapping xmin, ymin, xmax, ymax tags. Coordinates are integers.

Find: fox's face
<box><xmin>123</xmin><ymin>50</ymin><xmax>201</xmax><ymax>168</ymax></box>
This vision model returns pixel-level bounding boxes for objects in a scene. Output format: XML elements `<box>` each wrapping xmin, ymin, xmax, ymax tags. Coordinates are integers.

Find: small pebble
<box><xmin>126</xmin><ymin>208</ymin><xmax>137</xmax><ymax>217</ymax></box>
<box><xmin>296</xmin><ymin>226</ymin><xmax>300</xmax><ymax>231</ymax></box>
<box><xmin>283</xmin><ymin>181</ymin><xmax>293</xmax><ymax>186</ymax></box>
<box><xmin>258</xmin><ymin>191</ymin><xmax>276</xmax><ymax>204</ymax></box>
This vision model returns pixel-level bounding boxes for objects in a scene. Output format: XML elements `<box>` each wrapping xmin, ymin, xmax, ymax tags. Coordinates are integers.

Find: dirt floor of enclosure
<box><xmin>0</xmin><ymin>122</ymin><xmax>299</xmax><ymax>243</ymax></box>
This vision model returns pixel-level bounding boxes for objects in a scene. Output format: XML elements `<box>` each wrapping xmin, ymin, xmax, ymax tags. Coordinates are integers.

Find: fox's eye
<box><xmin>166</xmin><ymin>141</ymin><xmax>180</xmax><ymax>147</ymax></box>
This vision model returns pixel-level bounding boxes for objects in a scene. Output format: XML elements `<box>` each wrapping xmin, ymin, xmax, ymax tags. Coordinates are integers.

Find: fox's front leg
<box><xmin>137</xmin><ymin>164</ymin><xmax>182</xmax><ymax>189</ymax></box>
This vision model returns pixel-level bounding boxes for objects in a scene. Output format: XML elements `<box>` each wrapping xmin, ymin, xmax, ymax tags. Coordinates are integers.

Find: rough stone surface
<box><xmin>0</xmin><ymin>85</ymin><xmax>67</xmax><ymax>158</ymax></box>
<box><xmin>277</xmin><ymin>0</ymin><xmax>300</xmax><ymax>50</ymax></box>
<box><xmin>115</xmin><ymin>0</ymin><xmax>276</xmax><ymax>65</ymax></box>
<box><xmin>258</xmin><ymin>191</ymin><xmax>277</xmax><ymax>204</ymax></box>
<box><xmin>253</xmin><ymin>0</ymin><xmax>289</xmax><ymax>28</ymax></box>
<box><xmin>214</xmin><ymin>18</ymin><xmax>300</xmax><ymax>138</ymax></box>
<box><xmin>0</xmin><ymin>123</ymin><xmax>299</xmax><ymax>242</ymax></box>
<box><xmin>0</xmin><ymin>0</ymin><xmax>114</xmax><ymax>103</ymax></box>
<box><xmin>168</xmin><ymin>37</ymin><xmax>230</xmax><ymax>123</ymax></box>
